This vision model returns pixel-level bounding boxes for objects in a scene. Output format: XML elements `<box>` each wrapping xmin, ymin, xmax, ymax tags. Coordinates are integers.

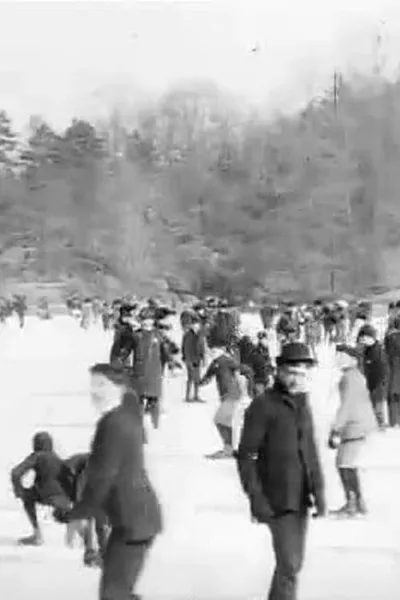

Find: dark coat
<box><xmin>237</xmin><ymin>381</ymin><xmax>325</xmax><ymax>519</ymax></box>
<box><xmin>68</xmin><ymin>392</ymin><xmax>162</xmax><ymax>541</ymax></box>
<box><xmin>109</xmin><ymin>321</ymin><xmax>136</xmax><ymax>367</ymax></box>
<box><xmin>11</xmin><ymin>451</ymin><xmax>66</xmax><ymax>502</ymax></box>
<box><xmin>362</xmin><ymin>341</ymin><xmax>387</xmax><ymax>393</ymax></box>
<box><xmin>132</xmin><ymin>329</ymin><xmax>171</xmax><ymax>398</ymax></box>
<box><xmin>182</xmin><ymin>329</ymin><xmax>205</xmax><ymax>366</ymax></box>
<box><xmin>384</xmin><ymin>329</ymin><xmax>400</xmax><ymax>395</ymax></box>
<box><xmin>61</xmin><ymin>453</ymin><xmax>90</xmax><ymax>502</ymax></box>
<box><xmin>200</xmin><ymin>353</ymin><xmax>253</xmax><ymax>401</ymax></box>
<box><xmin>200</xmin><ymin>353</ymin><xmax>242</xmax><ymax>401</ymax></box>
<box><xmin>248</xmin><ymin>344</ymin><xmax>273</xmax><ymax>385</ymax></box>
<box><xmin>238</xmin><ymin>336</ymin><xmax>255</xmax><ymax>367</ymax></box>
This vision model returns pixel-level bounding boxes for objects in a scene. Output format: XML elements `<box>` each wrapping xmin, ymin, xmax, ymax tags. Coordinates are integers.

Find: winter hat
<box><xmin>276</xmin><ymin>343</ymin><xmax>315</xmax><ymax>366</ymax></box>
<box><xmin>33</xmin><ymin>431</ymin><xmax>54</xmax><ymax>452</ymax></box>
<box><xmin>358</xmin><ymin>324</ymin><xmax>377</xmax><ymax>339</ymax></box>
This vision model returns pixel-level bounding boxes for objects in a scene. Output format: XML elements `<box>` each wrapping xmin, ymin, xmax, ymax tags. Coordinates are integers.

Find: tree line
<box><xmin>0</xmin><ymin>71</ymin><xmax>399</xmax><ymax>302</ymax></box>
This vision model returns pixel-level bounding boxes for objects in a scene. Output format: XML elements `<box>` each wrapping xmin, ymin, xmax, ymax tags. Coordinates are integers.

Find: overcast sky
<box><xmin>0</xmin><ymin>0</ymin><xmax>399</xmax><ymax>132</ymax></box>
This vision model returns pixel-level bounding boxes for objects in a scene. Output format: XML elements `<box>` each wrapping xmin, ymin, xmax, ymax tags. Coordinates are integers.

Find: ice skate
<box><xmin>205</xmin><ymin>446</ymin><xmax>234</xmax><ymax>459</ymax></box>
<box><xmin>18</xmin><ymin>530</ymin><xmax>44</xmax><ymax>546</ymax></box>
<box><xmin>329</xmin><ymin>494</ymin><xmax>358</xmax><ymax>518</ymax></box>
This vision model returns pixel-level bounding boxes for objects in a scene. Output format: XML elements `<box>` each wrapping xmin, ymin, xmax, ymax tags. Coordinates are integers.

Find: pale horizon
<box><xmin>0</xmin><ymin>0</ymin><xmax>399</xmax><ymax>133</ymax></box>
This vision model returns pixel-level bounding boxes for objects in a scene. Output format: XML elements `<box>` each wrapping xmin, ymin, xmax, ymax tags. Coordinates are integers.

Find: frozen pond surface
<box><xmin>0</xmin><ymin>315</ymin><xmax>400</xmax><ymax>599</ymax></box>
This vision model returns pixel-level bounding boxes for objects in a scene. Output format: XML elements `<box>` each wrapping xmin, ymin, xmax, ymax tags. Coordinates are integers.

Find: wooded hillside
<box><xmin>1</xmin><ymin>71</ymin><xmax>399</xmax><ymax>302</ymax></box>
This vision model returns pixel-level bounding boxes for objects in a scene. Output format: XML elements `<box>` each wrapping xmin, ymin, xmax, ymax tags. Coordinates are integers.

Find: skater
<box><xmin>357</xmin><ymin>324</ymin><xmax>388</xmax><ymax>429</ymax></box>
<box><xmin>236</xmin><ymin>343</ymin><xmax>325</xmax><ymax>600</ymax></box>
<box><xmin>199</xmin><ymin>328</ymin><xmax>252</xmax><ymax>459</ymax></box>
<box><xmin>248</xmin><ymin>331</ymin><xmax>275</xmax><ymax>396</ymax></box>
<box><xmin>182</xmin><ymin>313</ymin><xmax>206</xmax><ymax>402</ymax></box>
<box><xmin>328</xmin><ymin>345</ymin><xmax>378</xmax><ymax>517</ymax></box>
<box><xmin>384</xmin><ymin>315</ymin><xmax>400</xmax><ymax>428</ymax></box>
<box><xmin>13</xmin><ymin>294</ymin><xmax>27</xmax><ymax>328</ymax></box>
<box><xmin>10</xmin><ymin>431</ymin><xmax>71</xmax><ymax>546</ymax></box>
<box><xmin>54</xmin><ymin>363</ymin><xmax>162</xmax><ymax>600</ymax></box>
<box><xmin>109</xmin><ymin>303</ymin><xmax>138</xmax><ymax>368</ymax></box>
<box><xmin>133</xmin><ymin>307</ymin><xmax>173</xmax><ymax>431</ymax></box>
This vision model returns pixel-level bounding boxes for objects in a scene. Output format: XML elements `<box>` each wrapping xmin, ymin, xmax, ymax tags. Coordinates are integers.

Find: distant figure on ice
<box><xmin>248</xmin><ymin>331</ymin><xmax>275</xmax><ymax>395</ymax></box>
<box><xmin>12</xmin><ymin>293</ymin><xmax>27</xmax><ymax>328</ymax></box>
<box><xmin>109</xmin><ymin>303</ymin><xmax>139</xmax><ymax>368</ymax></box>
<box><xmin>384</xmin><ymin>315</ymin><xmax>400</xmax><ymax>428</ymax></box>
<box><xmin>236</xmin><ymin>343</ymin><xmax>325</xmax><ymax>600</ymax></box>
<box><xmin>54</xmin><ymin>363</ymin><xmax>162</xmax><ymax>600</ymax></box>
<box><xmin>10</xmin><ymin>431</ymin><xmax>71</xmax><ymax>546</ymax></box>
<box><xmin>357</xmin><ymin>324</ymin><xmax>388</xmax><ymax>430</ymax></box>
<box><xmin>133</xmin><ymin>307</ymin><xmax>174</xmax><ymax>431</ymax></box>
<box><xmin>328</xmin><ymin>345</ymin><xmax>378</xmax><ymax>517</ymax></box>
<box><xmin>181</xmin><ymin>313</ymin><xmax>206</xmax><ymax>402</ymax></box>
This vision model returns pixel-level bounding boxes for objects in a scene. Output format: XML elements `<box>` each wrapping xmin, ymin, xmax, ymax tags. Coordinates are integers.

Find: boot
<box><xmin>329</xmin><ymin>492</ymin><xmax>358</xmax><ymax>517</ymax></box>
<box><xmin>205</xmin><ymin>446</ymin><xmax>234</xmax><ymax>459</ymax></box>
<box><xmin>83</xmin><ymin>548</ymin><xmax>102</xmax><ymax>568</ymax></box>
<box><xmin>329</xmin><ymin>469</ymin><xmax>358</xmax><ymax>517</ymax></box>
<box><xmin>18</xmin><ymin>528</ymin><xmax>43</xmax><ymax>546</ymax></box>
<box><xmin>350</xmin><ymin>469</ymin><xmax>368</xmax><ymax>515</ymax></box>
<box><xmin>356</xmin><ymin>496</ymin><xmax>368</xmax><ymax>515</ymax></box>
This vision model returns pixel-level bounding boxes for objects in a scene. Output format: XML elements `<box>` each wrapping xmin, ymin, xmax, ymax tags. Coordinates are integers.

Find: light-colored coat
<box><xmin>332</xmin><ymin>366</ymin><xmax>378</xmax><ymax>440</ymax></box>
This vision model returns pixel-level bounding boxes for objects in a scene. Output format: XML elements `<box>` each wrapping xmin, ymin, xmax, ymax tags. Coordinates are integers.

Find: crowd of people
<box><xmin>7</xmin><ymin>292</ymin><xmax>400</xmax><ymax>600</ymax></box>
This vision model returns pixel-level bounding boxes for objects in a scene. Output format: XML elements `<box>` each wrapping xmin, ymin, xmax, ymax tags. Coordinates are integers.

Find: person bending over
<box><xmin>10</xmin><ymin>431</ymin><xmax>71</xmax><ymax>546</ymax></box>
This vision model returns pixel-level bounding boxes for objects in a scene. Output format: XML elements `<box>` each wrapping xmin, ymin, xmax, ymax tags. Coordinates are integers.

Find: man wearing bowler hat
<box><xmin>237</xmin><ymin>342</ymin><xmax>326</xmax><ymax>600</ymax></box>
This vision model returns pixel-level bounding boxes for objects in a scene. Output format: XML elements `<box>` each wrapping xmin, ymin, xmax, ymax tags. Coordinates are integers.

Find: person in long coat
<box><xmin>132</xmin><ymin>307</ymin><xmax>173</xmax><ymax>429</ymax></box>
<box><xmin>328</xmin><ymin>345</ymin><xmax>378</xmax><ymax>517</ymax></box>
<box><xmin>54</xmin><ymin>363</ymin><xmax>162</xmax><ymax>600</ymax></box>
<box><xmin>237</xmin><ymin>343</ymin><xmax>325</xmax><ymax>600</ymax></box>
<box><xmin>109</xmin><ymin>304</ymin><xmax>139</xmax><ymax>368</ymax></box>
<box><xmin>357</xmin><ymin>324</ymin><xmax>388</xmax><ymax>429</ymax></box>
<box><xmin>384</xmin><ymin>315</ymin><xmax>400</xmax><ymax>427</ymax></box>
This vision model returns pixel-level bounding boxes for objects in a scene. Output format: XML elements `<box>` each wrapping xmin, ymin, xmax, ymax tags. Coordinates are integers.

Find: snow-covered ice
<box><xmin>1</xmin><ymin>315</ymin><xmax>400</xmax><ymax>600</ymax></box>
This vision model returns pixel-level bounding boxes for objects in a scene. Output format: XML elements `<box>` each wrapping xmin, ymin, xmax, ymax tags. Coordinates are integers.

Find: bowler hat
<box><xmin>276</xmin><ymin>343</ymin><xmax>315</xmax><ymax>366</ymax></box>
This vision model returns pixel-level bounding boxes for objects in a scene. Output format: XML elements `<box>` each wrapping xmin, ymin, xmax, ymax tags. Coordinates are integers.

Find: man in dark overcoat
<box><xmin>54</xmin><ymin>363</ymin><xmax>162</xmax><ymax>600</ymax></box>
<box><xmin>384</xmin><ymin>315</ymin><xmax>400</xmax><ymax>427</ymax></box>
<box><xmin>182</xmin><ymin>313</ymin><xmax>206</xmax><ymax>402</ymax></box>
<box><xmin>358</xmin><ymin>324</ymin><xmax>388</xmax><ymax>429</ymax></box>
<box><xmin>109</xmin><ymin>304</ymin><xmax>139</xmax><ymax>368</ymax></box>
<box><xmin>236</xmin><ymin>343</ymin><xmax>326</xmax><ymax>600</ymax></box>
<box><xmin>132</xmin><ymin>307</ymin><xmax>173</xmax><ymax>429</ymax></box>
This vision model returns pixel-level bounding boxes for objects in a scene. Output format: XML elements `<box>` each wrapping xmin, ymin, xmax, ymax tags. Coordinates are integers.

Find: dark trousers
<box><xmin>388</xmin><ymin>393</ymin><xmax>400</xmax><ymax>427</ymax></box>
<box><xmin>99</xmin><ymin>528</ymin><xmax>153</xmax><ymax>600</ymax></box>
<box><xmin>21</xmin><ymin>488</ymin><xmax>70</xmax><ymax>530</ymax></box>
<box><xmin>268</xmin><ymin>511</ymin><xmax>308</xmax><ymax>600</ymax></box>
<box><xmin>185</xmin><ymin>362</ymin><xmax>201</xmax><ymax>400</ymax></box>
<box><xmin>370</xmin><ymin>387</ymin><xmax>386</xmax><ymax>427</ymax></box>
<box><xmin>83</xmin><ymin>515</ymin><xmax>110</xmax><ymax>555</ymax></box>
